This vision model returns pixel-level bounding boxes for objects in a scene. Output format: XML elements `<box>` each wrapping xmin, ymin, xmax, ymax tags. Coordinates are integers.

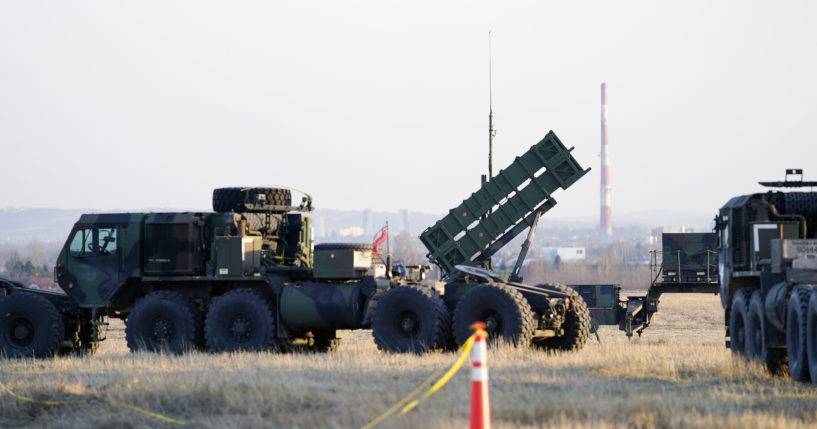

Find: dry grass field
<box><xmin>2</xmin><ymin>293</ymin><xmax>817</xmax><ymax>429</ymax></box>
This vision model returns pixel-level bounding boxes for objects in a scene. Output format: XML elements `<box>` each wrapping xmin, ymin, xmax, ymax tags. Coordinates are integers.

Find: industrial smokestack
<box><xmin>600</xmin><ymin>83</ymin><xmax>612</xmax><ymax>239</ymax></box>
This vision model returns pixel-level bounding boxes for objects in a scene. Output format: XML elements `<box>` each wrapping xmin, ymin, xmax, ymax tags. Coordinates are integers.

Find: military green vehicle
<box><xmin>569</xmin><ymin>232</ymin><xmax>719</xmax><ymax>337</ymax></box>
<box><xmin>716</xmin><ymin>169</ymin><xmax>817</xmax><ymax>382</ymax></box>
<box><xmin>0</xmin><ymin>131</ymin><xmax>594</xmax><ymax>358</ymax></box>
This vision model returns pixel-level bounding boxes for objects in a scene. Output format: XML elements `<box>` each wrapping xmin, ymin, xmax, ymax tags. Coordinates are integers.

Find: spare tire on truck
<box><xmin>213</xmin><ymin>187</ymin><xmax>292</xmax><ymax>213</ymax></box>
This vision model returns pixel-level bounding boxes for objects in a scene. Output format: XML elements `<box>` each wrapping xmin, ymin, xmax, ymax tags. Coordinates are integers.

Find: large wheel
<box><xmin>452</xmin><ymin>284</ymin><xmax>533</xmax><ymax>347</ymax></box>
<box><xmin>729</xmin><ymin>288</ymin><xmax>752</xmax><ymax>356</ymax></box>
<box><xmin>205</xmin><ymin>289</ymin><xmax>277</xmax><ymax>353</ymax></box>
<box><xmin>745</xmin><ymin>290</ymin><xmax>788</xmax><ymax>374</ymax></box>
<box><xmin>807</xmin><ymin>292</ymin><xmax>817</xmax><ymax>384</ymax></box>
<box><xmin>533</xmin><ymin>283</ymin><xmax>591</xmax><ymax>352</ymax></box>
<box><xmin>372</xmin><ymin>285</ymin><xmax>450</xmax><ymax>353</ymax></box>
<box><xmin>0</xmin><ymin>293</ymin><xmax>63</xmax><ymax>358</ymax></box>
<box><xmin>745</xmin><ymin>290</ymin><xmax>765</xmax><ymax>361</ymax></box>
<box><xmin>126</xmin><ymin>290</ymin><xmax>201</xmax><ymax>354</ymax></box>
<box><xmin>212</xmin><ymin>187</ymin><xmax>292</xmax><ymax>213</ymax></box>
<box><xmin>787</xmin><ymin>285</ymin><xmax>812</xmax><ymax>382</ymax></box>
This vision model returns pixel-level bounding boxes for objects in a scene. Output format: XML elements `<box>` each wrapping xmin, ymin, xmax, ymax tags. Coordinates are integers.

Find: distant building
<box><xmin>541</xmin><ymin>247</ymin><xmax>586</xmax><ymax>263</ymax></box>
<box><xmin>23</xmin><ymin>275</ymin><xmax>56</xmax><ymax>291</ymax></box>
<box><xmin>338</xmin><ymin>226</ymin><xmax>365</xmax><ymax>238</ymax></box>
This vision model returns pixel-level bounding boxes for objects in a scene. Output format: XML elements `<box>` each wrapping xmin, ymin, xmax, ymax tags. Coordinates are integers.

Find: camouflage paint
<box><xmin>568</xmin><ymin>284</ymin><xmax>622</xmax><ymax>325</ymax></box>
<box><xmin>661</xmin><ymin>233</ymin><xmax>718</xmax><ymax>280</ymax></box>
<box><xmin>278</xmin><ymin>282</ymin><xmax>366</xmax><ymax>329</ymax></box>
<box><xmin>56</xmin><ymin>213</ymin><xmax>145</xmax><ymax>307</ymax></box>
<box><xmin>54</xmin><ymin>207</ymin><xmax>316</xmax><ymax>311</ymax></box>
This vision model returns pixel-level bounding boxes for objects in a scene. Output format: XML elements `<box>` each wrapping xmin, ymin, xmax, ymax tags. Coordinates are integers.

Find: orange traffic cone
<box><xmin>470</xmin><ymin>321</ymin><xmax>491</xmax><ymax>429</ymax></box>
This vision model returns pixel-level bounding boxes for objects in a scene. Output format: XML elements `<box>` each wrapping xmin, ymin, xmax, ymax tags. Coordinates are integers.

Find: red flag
<box><xmin>373</xmin><ymin>225</ymin><xmax>388</xmax><ymax>257</ymax></box>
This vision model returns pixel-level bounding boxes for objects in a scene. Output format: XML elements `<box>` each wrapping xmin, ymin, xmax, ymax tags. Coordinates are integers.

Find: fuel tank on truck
<box><xmin>278</xmin><ymin>281</ymin><xmax>368</xmax><ymax>329</ymax></box>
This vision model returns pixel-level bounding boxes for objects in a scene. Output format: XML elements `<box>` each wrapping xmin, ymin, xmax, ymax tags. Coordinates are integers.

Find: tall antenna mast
<box><xmin>488</xmin><ymin>31</ymin><xmax>495</xmax><ymax>180</ymax></box>
<box><xmin>485</xmin><ymin>31</ymin><xmax>496</xmax><ymax>271</ymax></box>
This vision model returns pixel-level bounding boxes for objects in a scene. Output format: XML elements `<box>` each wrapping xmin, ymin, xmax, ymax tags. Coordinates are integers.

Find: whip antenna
<box><xmin>488</xmin><ymin>31</ymin><xmax>495</xmax><ymax>180</ymax></box>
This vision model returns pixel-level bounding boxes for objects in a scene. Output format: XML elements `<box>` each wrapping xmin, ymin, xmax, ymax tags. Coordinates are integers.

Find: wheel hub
<box><xmin>151</xmin><ymin>317</ymin><xmax>174</xmax><ymax>342</ymax></box>
<box><xmin>10</xmin><ymin>318</ymin><xmax>34</xmax><ymax>345</ymax></box>
<box><xmin>400</xmin><ymin>315</ymin><xmax>417</xmax><ymax>333</ymax></box>
<box><xmin>484</xmin><ymin>312</ymin><xmax>500</xmax><ymax>334</ymax></box>
<box><xmin>230</xmin><ymin>315</ymin><xmax>253</xmax><ymax>340</ymax></box>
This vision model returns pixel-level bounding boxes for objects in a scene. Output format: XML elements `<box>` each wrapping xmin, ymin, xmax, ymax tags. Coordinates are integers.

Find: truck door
<box><xmin>59</xmin><ymin>226</ymin><xmax>121</xmax><ymax>306</ymax></box>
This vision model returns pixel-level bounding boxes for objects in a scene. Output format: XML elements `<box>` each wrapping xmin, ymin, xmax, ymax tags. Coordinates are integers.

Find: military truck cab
<box><xmin>57</xmin><ymin>214</ymin><xmax>141</xmax><ymax>307</ymax></box>
<box><xmin>717</xmin><ymin>169</ymin><xmax>817</xmax><ymax>381</ymax></box>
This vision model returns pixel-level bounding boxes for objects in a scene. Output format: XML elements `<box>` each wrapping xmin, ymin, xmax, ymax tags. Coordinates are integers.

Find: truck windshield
<box><xmin>69</xmin><ymin>228</ymin><xmax>117</xmax><ymax>257</ymax></box>
<box><xmin>98</xmin><ymin>228</ymin><xmax>117</xmax><ymax>255</ymax></box>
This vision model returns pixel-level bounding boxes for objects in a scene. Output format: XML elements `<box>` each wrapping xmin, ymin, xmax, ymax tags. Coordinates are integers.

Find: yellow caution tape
<box><xmin>0</xmin><ymin>379</ymin><xmax>185</xmax><ymax>425</ymax></box>
<box><xmin>360</xmin><ymin>360</ymin><xmax>450</xmax><ymax>429</ymax></box>
<box><xmin>0</xmin><ymin>380</ymin><xmax>76</xmax><ymax>405</ymax></box>
<box><xmin>109</xmin><ymin>399</ymin><xmax>186</xmax><ymax>425</ymax></box>
<box><xmin>399</xmin><ymin>334</ymin><xmax>477</xmax><ymax>415</ymax></box>
<box><xmin>361</xmin><ymin>328</ymin><xmax>487</xmax><ymax>429</ymax></box>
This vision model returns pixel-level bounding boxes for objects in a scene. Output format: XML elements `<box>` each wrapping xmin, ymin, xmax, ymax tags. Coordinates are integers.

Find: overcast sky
<box><xmin>2</xmin><ymin>1</ymin><xmax>815</xmax><ymax>222</ymax></box>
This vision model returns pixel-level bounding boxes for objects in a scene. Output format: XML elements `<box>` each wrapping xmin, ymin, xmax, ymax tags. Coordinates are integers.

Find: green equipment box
<box><xmin>313</xmin><ymin>243</ymin><xmax>373</xmax><ymax>280</ymax></box>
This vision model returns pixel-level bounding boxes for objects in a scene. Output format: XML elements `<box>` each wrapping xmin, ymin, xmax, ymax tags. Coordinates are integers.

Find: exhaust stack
<box><xmin>600</xmin><ymin>83</ymin><xmax>612</xmax><ymax>239</ymax></box>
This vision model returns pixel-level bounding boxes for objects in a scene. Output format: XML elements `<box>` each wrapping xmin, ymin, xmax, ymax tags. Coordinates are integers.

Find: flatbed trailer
<box><xmin>569</xmin><ymin>232</ymin><xmax>719</xmax><ymax>338</ymax></box>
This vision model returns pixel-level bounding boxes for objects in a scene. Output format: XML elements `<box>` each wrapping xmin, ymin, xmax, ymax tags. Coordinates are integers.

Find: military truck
<box><xmin>0</xmin><ymin>131</ymin><xmax>592</xmax><ymax>358</ymax></box>
<box><xmin>714</xmin><ymin>169</ymin><xmax>817</xmax><ymax>381</ymax></box>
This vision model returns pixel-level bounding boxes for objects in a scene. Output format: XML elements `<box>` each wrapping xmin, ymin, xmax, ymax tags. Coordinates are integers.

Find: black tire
<box><xmin>309</xmin><ymin>329</ymin><xmax>340</xmax><ymax>353</ymax></box>
<box><xmin>807</xmin><ymin>292</ymin><xmax>817</xmax><ymax>384</ymax></box>
<box><xmin>205</xmin><ymin>289</ymin><xmax>277</xmax><ymax>353</ymax></box>
<box><xmin>745</xmin><ymin>290</ymin><xmax>765</xmax><ymax>361</ymax></box>
<box><xmin>729</xmin><ymin>288</ymin><xmax>752</xmax><ymax>356</ymax></box>
<box><xmin>746</xmin><ymin>290</ymin><xmax>787</xmax><ymax>374</ymax></box>
<box><xmin>0</xmin><ymin>293</ymin><xmax>63</xmax><ymax>359</ymax></box>
<box><xmin>784</xmin><ymin>192</ymin><xmax>817</xmax><ymax>216</ymax></box>
<box><xmin>126</xmin><ymin>290</ymin><xmax>201</xmax><ymax>354</ymax></box>
<box><xmin>533</xmin><ymin>283</ymin><xmax>591</xmax><ymax>352</ymax></box>
<box><xmin>212</xmin><ymin>187</ymin><xmax>292</xmax><ymax>213</ymax></box>
<box><xmin>787</xmin><ymin>285</ymin><xmax>812</xmax><ymax>382</ymax></box>
<box><xmin>452</xmin><ymin>284</ymin><xmax>534</xmax><ymax>347</ymax></box>
<box><xmin>372</xmin><ymin>285</ymin><xmax>450</xmax><ymax>353</ymax></box>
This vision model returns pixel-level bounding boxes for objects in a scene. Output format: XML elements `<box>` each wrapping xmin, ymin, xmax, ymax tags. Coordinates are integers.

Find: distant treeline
<box><xmin>4</xmin><ymin>253</ymin><xmax>51</xmax><ymax>279</ymax></box>
<box><xmin>0</xmin><ymin>239</ymin><xmax>62</xmax><ymax>289</ymax></box>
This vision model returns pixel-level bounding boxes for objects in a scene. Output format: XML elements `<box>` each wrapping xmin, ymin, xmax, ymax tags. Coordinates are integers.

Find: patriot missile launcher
<box><xmin>0</xmin><ymin>131</ymin><xmax>593</xmax><ymax>357</ymax></box>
